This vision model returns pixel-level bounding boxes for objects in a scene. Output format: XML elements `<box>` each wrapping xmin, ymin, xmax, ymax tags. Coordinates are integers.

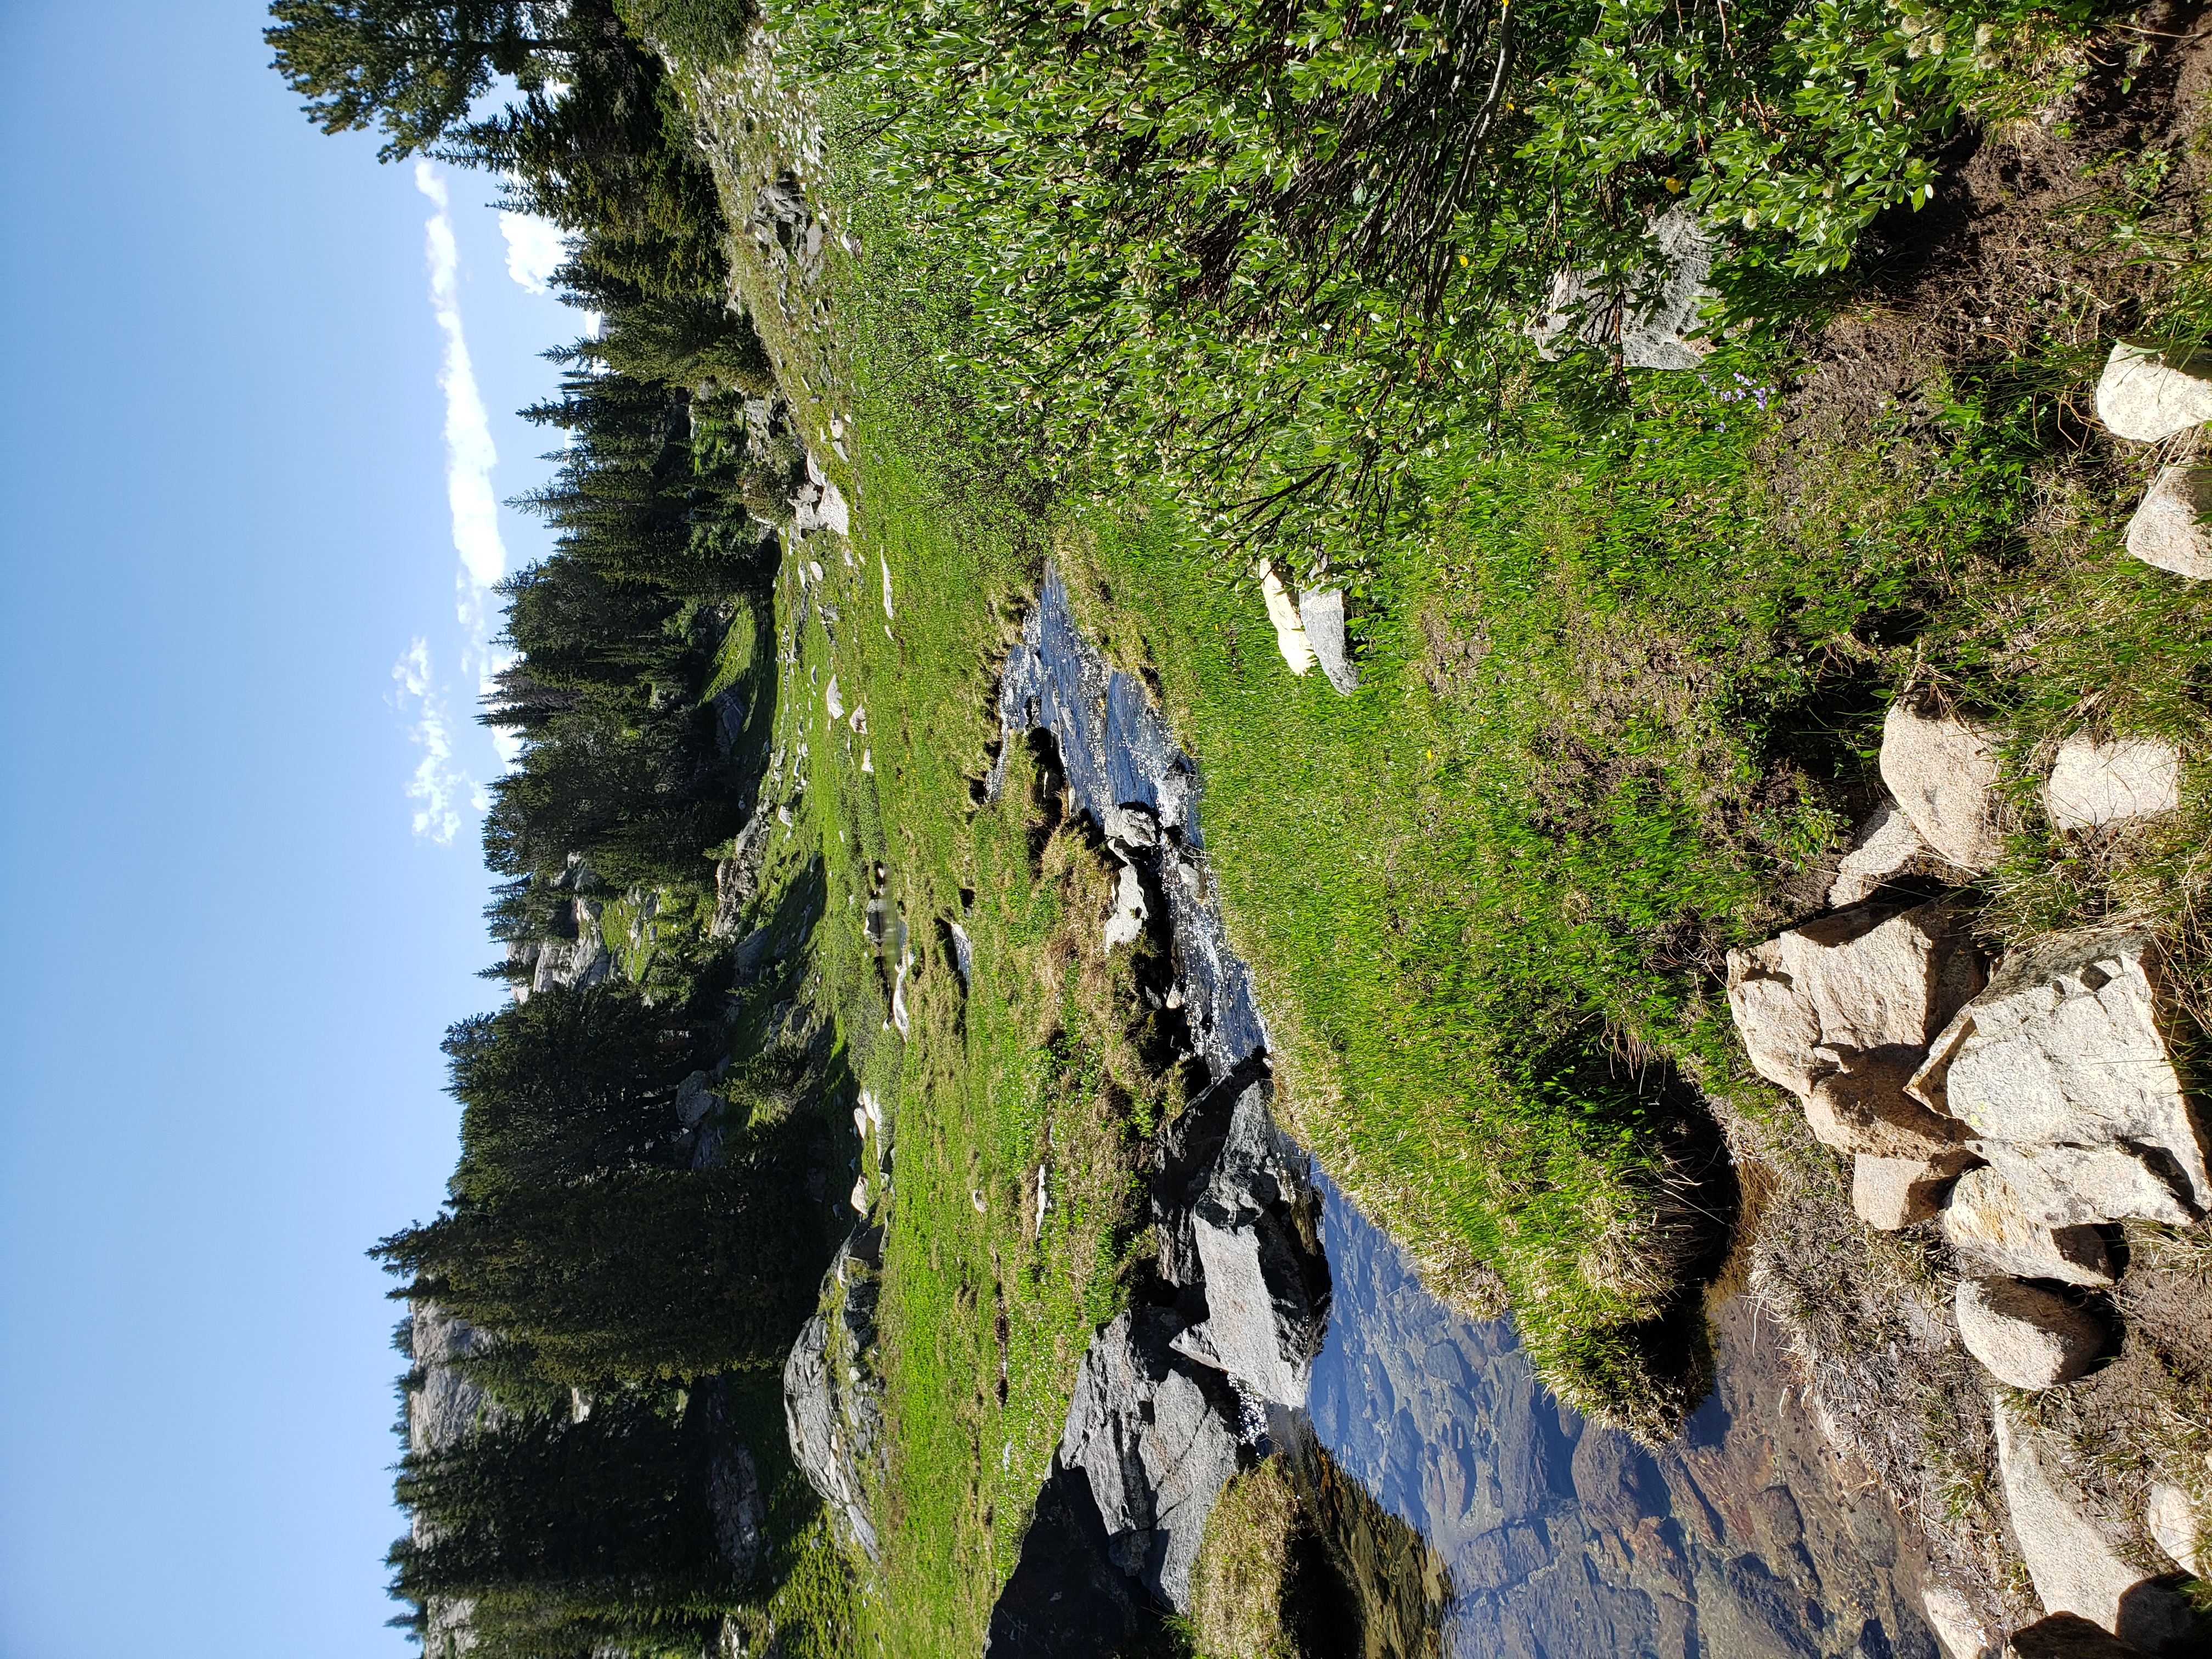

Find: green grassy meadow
<box><xmin>644</xmin><ymin>3</ymin><xmax>2212</xmax><ymax>1644</ymax></box>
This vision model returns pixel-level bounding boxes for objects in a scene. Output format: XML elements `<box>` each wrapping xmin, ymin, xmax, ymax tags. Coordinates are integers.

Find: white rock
<box><xmin>2096</xmin><ymin>340</ymin><xmax>2212</xmax><ymax>443</ymax></box>
<box><xmin>1921</xmin><ymin>1584</ymin><xmax>1992</xmax><ymax>1659</ymax></box>
<box><xmin>1941</xmin><ymin>1167</ymin><xmax>2113</xmax><ymax>1285</ymax></box>
<box><xmin>2147</xmin><ymin>1482</ymin><xmax>2206</xmax><ymax>1577</ymax></box>
<box><xmin>1954</xmin><ymin>1277</ymin><xmax>2104</xmax><ymax>1390</ymax></box>
<box><xmin>1996</xmin><ymin>1402</ymin><xmax>2200</xmax><ymax>1648</ymax></box>
<box><xmin>1296</xmin><ymin>587</ymin><xmax>1358</xmax><ymax>695</ymax></box>
<box><xmin>1881</xmin><ymin>696</ymin><xmax>2007</xmax><ymax>870</ymax></box>
<box><xmin>1853</xmin><ymin>1149</ymin><xmax>1974</xmax><ymax>1230</ymax></box>
<box><xmin>1254</xmin><ymin>561</ymin><xmax>1314</xmax><ymax>675</ymax></box>
<box><xmin>825</xmin><ymin>675</ymin><xmax>845</xmax><ymax>720</ymax></box>
<box><xmin>1909</xmin><ymin>929</ymin><xmax>2210</xmax><ymax>1212</ymax></box>
<box><xmin>2124</xmin><ymin>465</ymin><xmax>2212</xmax><ymax>580</ymax></box>
<box><xmin>1973</xmin><ymin>1139</ymin><xmax>2194</xmax><ymax>1228</ymax></box>
<box><xmin>1725</xmin><ymin>896</ymin><xmax>1984</xmax><ymax>1105</ymax></box>
<box><xmin>1103</xmin><ymin>860</ymin><xmax>1148</xmax><ymax>950</ymax></box>
<box><xmin>849</xmin><ymin>1176</ymin><xmax>870</xmax><ymax>1215</ymax></box>
<box><xmin>879</xmin><ymin>552</ymin><xmax>895</xmax><ymax>617</ymax></box>
<box><xmin>2046</xmin><ymin>734</ymin><xmax>2181</xmax><ymax>831</ymax></box>
<box><xmin>1832</xmin><ymin>800</ymin><xmax>1933</xmax><ymax>907</ymax></box>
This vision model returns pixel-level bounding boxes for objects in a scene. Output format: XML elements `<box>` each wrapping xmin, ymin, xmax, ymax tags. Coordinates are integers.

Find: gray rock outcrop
<box><xmin>2124</xmin><ymin>466</ymin><xmax>2212</xmax><ymax>580</ymax></box>
<box><xmin>1907</xmin><ymin>929</ymin><xmax>2210</xmax><ymax>1217</ymax></box>
<box><xmin>1060</xmin><ymin>1306</ymin><xmax>1245</xmax><ymax>1610</ymax></box>
<box><xmin>2146</xmin><ymin>1482</ymin><xmax>2206</xmax><ymax>1578</ymax></box>
<box><xmin>2045</xmin><ymin>735</ymin><xmax>2181</xmax><ymax>831</ymax></box>
<box><xmin>1881</xmin><ymin>695</ymin><xmax>2008</xmax><ymax>870</ymax></box>
<box><xmin>1725</xmin><ymin>896</ymin><xmax>1984</xmax><ymax>1145</ymax></box>
<box><xmin>1995</xmin><ymin>1403</ymin><xmax>2199</xmax><ymax>1651</ymax></box>
<box><xmin>408</xmin><ymin>1304</ymin><xmax>495</xmax><ymax>1454</ymax></box>
<box><xmin>783</xmin><ymin>1228</ymin><xmax>886</xmax><ymax>1561</ymax></box>
<box><xmin>1940</xmin><ymin>1167</ymin><xmax>2114</xmax><ymax>1285</ymax></box>
<box><xmin>1530</xmin><ymin>208</ymin><xmax>1717</xmax><ymax>371</ymax></box>
<box><xmin>1953</xmin><ymin>1278</ymin><xmax>2104</xmax><ymax>1391</ymax></box>
<box><xmin>1296</xmin><ymin>587</ymin><xmax>1359</xmax><ymax>695</ymax></box>
<box><xmin>2095</xmin><ymin>341</ymin><xmax>2212</xmax><ymax>444</ymax></box>
<box><xmin>1154</xmin><ymin>1066</ymin><xmax>1330</xmax><ymax>1408</ymax></box>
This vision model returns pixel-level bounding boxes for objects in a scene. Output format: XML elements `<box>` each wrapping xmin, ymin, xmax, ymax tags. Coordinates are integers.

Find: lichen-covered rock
<box><xmin>1297</xmin><ymin>587</ymin><xmax>1359</xmax><ymax>695</ymax></box>
<box><xmin>1853</xmin><ymin>1149</ymin><xmax>1976</xmax><ymax>1231</ymax></box>
<box><xmin>1972</xmin><ymin>1140</ymin><xmax>2195</xmax><ymax>1228</ymax></box>
<box><xmin>2096</xmin><ymin>340</ymin><xmax>2212</xmax><ymax>443</ymax></box>
<box><xmin>1725</xmin><ymin>902</ymin><xmax>1990</xmax><ymax>1110</ymax></box>
<box><xmin>1996</xmin><ymin>1403</ymin><xmax>2201</xmax><ymax>1651</ymax></box>
<box><xmin>1881</xmin><ymin>695</ymin><xmax>2008</xmax><ymax>870</ymax></box>
<box><xmin>1061</xmin><ymin>1306</ymin><xmax>1245</xmax><ymax>1610</ymax></box>
<box><xmin>2147</xmin><ymin>1483</ymin><xmax>2207</xmax><ymax>1578</ymax></box>
<box><xmin>1832</xmin><ymin>799</ymin><xmax>1935</xmax><ymax>907</ymax></box>
<box><xmin>1954</xmin><ymin>1278</ymin><xmax>2104</xmax><ymax>1390</ymax></box>
<box><xmin>1908</xmin><ymin>929</ymin><xmax>2211</xmax><ymax>1214</ymax></box>
<box><xmin>1806</xmin><ymin>1052</ymin><xmax>1973</xmax><ymax>1158</ymax></box>
<box><xmin>2124</xmin><ymin>465</ymin><xmax>2212</xmax><ymax>580</ymax></box>
<box><xmin>2045</xmin><ymin>735</ymin><xmax>2181</xmax><ymax>831</ymax></box>
<box><xmin>1942</xmin><ymin>1167</ymin><xmax>2114</xmax><ymax>1285</ymax></box>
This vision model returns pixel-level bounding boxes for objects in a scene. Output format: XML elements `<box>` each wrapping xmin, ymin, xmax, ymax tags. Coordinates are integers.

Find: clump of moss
<box><xmin>1186</xmin><ymin>1458</ymin><xmax>1314</xmax><ymax>1659</ymax></box>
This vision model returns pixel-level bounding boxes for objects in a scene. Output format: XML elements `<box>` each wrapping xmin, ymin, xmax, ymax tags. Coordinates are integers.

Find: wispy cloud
<box><xmin>499</xmin><ymin>210</ymin><xmax>568</xmax><ymax>294</ymax></box>
<box><xmin>393</xmin><ymin>639</ymin><xmax>469</xmax><ymax>845</ymax></box>
<box><xmin>415</xmin><ymin>162</ymin><xmax>506</xmax><ymax>606</ymax></box>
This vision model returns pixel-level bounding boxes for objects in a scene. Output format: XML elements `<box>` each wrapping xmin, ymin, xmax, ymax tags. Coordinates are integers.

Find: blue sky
<box><xmin>0</xmin><ymin>5</ymin><xmax>580</xmax><ymax>1654</ymax></box>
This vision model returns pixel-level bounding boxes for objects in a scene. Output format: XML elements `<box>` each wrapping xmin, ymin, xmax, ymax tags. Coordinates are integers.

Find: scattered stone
<box><xmin>2045</xmin><ymin>735</ymin><xmax>2182</xmax><ymax>831</ymax></box>
<box><xmin>2095</xmin><ymin>341</ymin><xmax>2212</xmax><ymax>444</ymax></box>
<box><xmin>1922</xmin><ymin>1584</ymin><xmax>1993</xmax><ymax>1659</ymax></box>
<box><xmin>1832</xmin><ymin>800</ymin><xmax>1935</xmax><ymax>907</ymax></box>
<box><xmin>1995</xmin><ymin>1403</ymin><xmax>2199</xmax><ymax>1651</ymax></box>
<box><xmin>2147</xmin><ymin>1483</ymin><xmax>2207</xmax><ymax>1579</ymax></box>
<box><xmin>2005</xmin><ymin>1613</ymin><xmax>2151</xmax><ymax>1658</ymax></box>
<box><xmin>880</xmin><ymin>551</ymin><xmax>895</xmax><ymax>618</ymax></box>
<box><xmin>1973</xmin><ymin>1141</ymin><xmax>2195</xmax><ymax>1228</ymax></box>
<box><xmin>948</xmin><ymin>920</ymin><xmax>975</xmax><ymax>986</ymax></box>
<box><xmin>1060</xmin><ymin>1307</ymin><xmax>1244</xmax><ymax>1611</ymax></box>
<box><xmin>2125</xmin><ymin>466</ymin><xmax>2212</xmax><ymax>580</ymax></box>
<box><xmin>1908</xmin><ymin>929</ymin><xmax>2211</xmax><ymax>1213</ymax></box>
<box><xmin>971</xmin><ymin>1187</ymin><xmax>988</xmax><ymax>1216</ymax></box>
<box><xmin>825</xmin><ymin>674</ymin><xmax>844</xmax><ymax>720</ymax></box>
<box><xmin>849</xmin><ymin>1175</ymin><xmax>870</xmax><ymax>1215</ymax></box>
<box><xmin>1853</xmin><ymin>1149</ymin><xmax>1976</xmax><ymax>1231</ymax></box>
<box><xmin>1954</xmin><ymin>1278</ymin><xmax>2104</xmax><ymax>1391</ymax></box>
<box><xmin>1941</xmin><ymin>1167</ymin><xmax>2114</xmax><ymax>1285</ymax></box>
<box><xmin>1254</xmin><ymin>561</ymin><xmax>1315</xmax><ymax>676</ymax></box>
<box><xmin>1530</xmin><ymin>207</ymin><xmax>1717</xmax><ymax>371</ymax></box>
<box><xmin>1297</xmin><ymin>586</ymin><xmax>1359</xmax><ymax>695</ymax></box>
<box><xmin>1880</xmin><ymin>695</ymin><xmax>2008</xmax><ymax>871</ymax></box>
<box><xmin>1725</xmin><ymin>896</ymin><xmax>1985</xmax><ymax>1115</ymax></box>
